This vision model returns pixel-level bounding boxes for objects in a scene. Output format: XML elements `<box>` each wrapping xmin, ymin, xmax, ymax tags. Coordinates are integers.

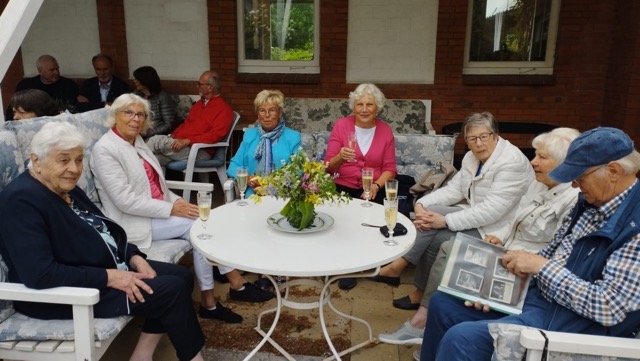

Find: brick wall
<box><xmin>2</xmin><ymin>0</ymin><xmax>639</xmax><ymax>148</ymax></box>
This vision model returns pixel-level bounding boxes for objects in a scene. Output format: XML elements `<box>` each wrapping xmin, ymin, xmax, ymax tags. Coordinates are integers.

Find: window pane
<box><xmin>242</xmin><ymin>0</ymin><xmax>315</xmax><ymax>61</ymax></box>
<box><xmin>469</xmin><ymin>0</ymin><xmax>552</xmax><ymax>62</ymax></box>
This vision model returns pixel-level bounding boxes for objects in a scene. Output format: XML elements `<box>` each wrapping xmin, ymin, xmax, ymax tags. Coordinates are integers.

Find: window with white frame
<box><xmin>463</xmin><ymin>0</ymin><xmax>561</xmax><ymax>75</ymax></box>
<box><xmin>237</xmin><ymin>0</ymin><xmax>319</xmax><ymax>74</ymax></box>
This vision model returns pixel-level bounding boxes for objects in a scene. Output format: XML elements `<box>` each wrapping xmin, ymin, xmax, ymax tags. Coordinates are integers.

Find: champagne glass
<box><xmin>385</xmin><ymin>179</ymin><xmax>398</xmax><ymax>201</ymax></box>
<box><xmin>384</xmin><ymin>198</ymin><xmax>399</xmax><ymax>246</ymax></box>
<box><xmin>196</xmin><ymin>192</ymin><xmax>212</xmax><ymax>240</ymax></box>
<box><xmin>236</xmin><ymin>166</ymin><xmax>249</xmax><ymax>206</ymax></box>
<box><xmin>347</xmin><ymin>131</ymin><xmax>357</xmax><ymax>163</ymax></box>
<box><xmin>361</xmin><ymin>167</ymin><xmax>374</xmax><ymax>208</ymax></box>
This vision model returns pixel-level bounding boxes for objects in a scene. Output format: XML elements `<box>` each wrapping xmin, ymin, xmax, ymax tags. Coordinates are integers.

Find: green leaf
<box><xmin>298</xmin><ymin>201</ymin><xmax>314</xmax><ymax>231</ymax></box>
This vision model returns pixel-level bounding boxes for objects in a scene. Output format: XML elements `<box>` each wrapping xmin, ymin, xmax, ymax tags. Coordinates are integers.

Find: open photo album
<box><xmin>437</xmin><ymin>232</ymin><xmax>530</xmax><ymax>315</ymax></box>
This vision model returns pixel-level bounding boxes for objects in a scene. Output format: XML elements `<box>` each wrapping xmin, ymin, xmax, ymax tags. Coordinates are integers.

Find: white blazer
<box><xmin>90</xmin><ymin>130</ymin><xmax>180</xmax><ymax>249</ymax></box>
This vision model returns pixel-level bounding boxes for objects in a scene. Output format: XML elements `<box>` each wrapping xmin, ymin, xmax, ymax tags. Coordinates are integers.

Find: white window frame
<box><xmin>237</xmin><ymin>0</ymin><xmax>320</xmax><ymax>74</ymax></box>
<box><xmin>463</xmin><ymin>0</ymin><xmax>561</xmax><ymax>75</ymax></box>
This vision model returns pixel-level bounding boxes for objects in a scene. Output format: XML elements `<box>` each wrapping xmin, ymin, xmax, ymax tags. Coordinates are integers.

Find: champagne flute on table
<box><xmin>236</xmin><ymin>166</ymin><xmax>249</xmax><ymax>206</ymax></box>
<box><xmin>196</xmin><ymin>192</ymin><xmax>212</xmax><ymax>240</ymax></box>
<box><xmin>386</xmin><ymin>179</ymin><xmax>398</xmax><ymax>201</ymax></box>
<box><xmin>361</xmin><ymin>167</ymin><xmax>374</xmax><ymax>208</ymax></box>
<box><xmin>383</xmin><ymin>198</ymin><xmax>399</xmax><ymax>246</ymax></box>
<box><xmin>347</xmin><ymin>131</ymin><xmax>357</xmax><ymax>163</ymax></box>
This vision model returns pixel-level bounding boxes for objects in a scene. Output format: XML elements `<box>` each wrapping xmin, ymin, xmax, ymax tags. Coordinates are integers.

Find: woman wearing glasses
<box><xmin>91</xmin><ymin>94</ymin><xmax>274</xmax><ymax>325</ymax></box>
<box><xmin>369</xmin><ymin>112</ymin><xmax>534</xmax><ymax>302</ymax></box>
<box><xmin>227</xmin><ymin>89</ymin><xmax>301</xmax><ymax>196</ymax></box>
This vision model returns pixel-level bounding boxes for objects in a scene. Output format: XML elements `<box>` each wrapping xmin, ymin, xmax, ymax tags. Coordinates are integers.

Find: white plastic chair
<box><xmin>520</xmin><ymin>328</ymin><xmax>640</xmax><ymax>360</ymax></box>
<box><xmin>166</xmin><ymin>111</ymin><xmax>241</xmax><ymax>200</ymax></box>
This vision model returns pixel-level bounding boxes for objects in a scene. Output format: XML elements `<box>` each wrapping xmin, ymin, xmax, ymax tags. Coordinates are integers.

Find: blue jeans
<box><xmin>421</xmin><ymin>292</ymin><xmax>547</xmax><ymax>361</ymax></box>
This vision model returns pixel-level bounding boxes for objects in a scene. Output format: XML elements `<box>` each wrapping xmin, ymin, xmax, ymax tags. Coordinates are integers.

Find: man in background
<box><xmin>76</xmin><ymin>53</ymin><xmax>131</xmax><ymax>112</ymax></box>
<box><xmin>9</xmin><ymin>54</ymin><xmax>79</xmax><ymax>117</ymax></box>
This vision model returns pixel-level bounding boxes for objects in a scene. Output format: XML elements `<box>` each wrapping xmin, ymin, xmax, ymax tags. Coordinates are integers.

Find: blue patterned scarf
<box><xmin>254</xmin><ymin>118</ymin><xmax>285</xmax><ymax>175</ymax></box>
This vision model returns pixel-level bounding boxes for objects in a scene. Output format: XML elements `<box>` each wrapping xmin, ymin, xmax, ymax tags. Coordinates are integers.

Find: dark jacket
<box><xmin>134</xmin><ymin>90</ymin><xmax>180</xmax><ymax>137</ymax></box>
<box><xmin>77</xmin><ymin>76</ymin><xmax>131</xmax><ymax>112</ymax></box>
<box><xmin>527</xmin><ymin>183</ymin><xmax>640</xmax><ymax>337</ymax></box>
<box><xmin>0</xmin><ymin>172</ymin><xmax>144</xmax><ymax>319</ymax></box>
<box><xmin>7</xmin><ymin>75</ymin><xmax>79</xmax><ymax>118</ymax></box>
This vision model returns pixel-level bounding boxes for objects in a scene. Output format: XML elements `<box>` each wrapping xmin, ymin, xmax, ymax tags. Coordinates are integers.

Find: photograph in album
<box><xmin>438</xmin><ymin>232</ymin><xmax>530</xmax><ymax>315</ymax></box>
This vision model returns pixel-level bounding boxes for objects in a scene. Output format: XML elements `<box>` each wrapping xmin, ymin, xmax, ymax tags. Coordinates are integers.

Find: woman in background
<box><xmin>133</xmin><ymin>66</ymin><xmax>179</xmax><ymax>138</ymax></box>
<box><xmin>9</xmin><ymin>89</ymin><xmax>60</xmax><ymax>120</ymax></box>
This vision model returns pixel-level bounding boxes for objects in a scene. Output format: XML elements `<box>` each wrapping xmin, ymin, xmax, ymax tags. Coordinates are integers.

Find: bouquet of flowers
<box><xmin>251</xmin><ymin>150</ymin><xmax>350</xmax><ymax>230</ymax></box>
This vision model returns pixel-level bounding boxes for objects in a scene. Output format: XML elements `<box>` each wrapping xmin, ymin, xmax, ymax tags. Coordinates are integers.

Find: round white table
<box><xmin>190</xmin><ymin>196</ymin><xmax>416</xmax><ymax>360</ymax></box>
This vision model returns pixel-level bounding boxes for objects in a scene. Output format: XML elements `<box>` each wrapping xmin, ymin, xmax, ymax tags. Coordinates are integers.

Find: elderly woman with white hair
<box><xmin>0</xmin><ymin>122</ymin><xmax>206</xmax><ymax>361</ymax></box>
<box><xmin>90</xmin><ymin>94</ymin><xmax>273</xmax><ymax>325</ymax></box>
<box><xmin>324</xmin><ymin>83</ymin><xmax>398</xmax><ymax>290</ymax></box>
<box><xmin>378</xmin><ymin>127</ymin><xmax>581</xmax><ymax>349</ymax></box>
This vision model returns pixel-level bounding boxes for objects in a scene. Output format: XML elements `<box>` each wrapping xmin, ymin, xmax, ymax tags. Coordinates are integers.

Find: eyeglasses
<box><xmin>120</xmin><ymin>110</ymin><xmax>147</xmax><ymax>120</ymax></box>
<box><xmin>465</xmin><ymin>132</ymin><xmax>493</xmax><ymax>144</ymax></box>
<box><xmin>196</xmin><ymin>82</ymin><xmax>211</xmax><ymax>87</ymax></box>
<box><xmin>258</xmin><ymin>108</ymin><xmax>279</xmax><ymax>116</ymax></box>
<box><xmin>572</xmin><ymin>166</ymin><xmax>604</xmax><ymax>186</ymax></box>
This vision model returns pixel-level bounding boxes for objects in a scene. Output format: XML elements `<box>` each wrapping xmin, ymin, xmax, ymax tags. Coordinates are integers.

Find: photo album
<box><xmin>437</xmin><ymin>232</ymin><xmax>530</xmax><ymax>315</ymax></box>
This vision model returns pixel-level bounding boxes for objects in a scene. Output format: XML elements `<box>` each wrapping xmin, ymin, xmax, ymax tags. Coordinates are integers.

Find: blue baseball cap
<box><xmin>549</xmin><ymin>127</ymin><xmax>634</xmax><ymax>183</ymax></box>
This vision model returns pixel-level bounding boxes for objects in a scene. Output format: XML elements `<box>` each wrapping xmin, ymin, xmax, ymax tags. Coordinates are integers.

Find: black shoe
<box><xmin>213</xmin><ymin>266</ymin><xmax>229</xmax><ymax>284</ymax></box>
<box><xmin>338</xmin><ymin>278</ymin><xmax>358</xmax><ymax>290</ymax></box>
<box><xmin>393</xmin><ymin>295</ymin><xmax>420</xmax><ymax>310</ymax></box>
<box><xmin>199</xmin><ymin>302</ymin><xmax>243</xmax><ymax>323</ymax></box>
<box><xmin>230</xmin><ymin>282</ymin><xmax>275</xmax><ymax>303</ymax></box>
<box><xmin>367</xmin><ymin>275</ymin><xmax>401</xmax><ymax>287</ymax></box>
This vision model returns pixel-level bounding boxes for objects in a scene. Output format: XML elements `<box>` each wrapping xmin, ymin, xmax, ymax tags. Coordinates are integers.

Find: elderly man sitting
<box><xmin>420</xmin><ymin>127</ymin><xmax>640</xmax><ymax>361</ymax></box>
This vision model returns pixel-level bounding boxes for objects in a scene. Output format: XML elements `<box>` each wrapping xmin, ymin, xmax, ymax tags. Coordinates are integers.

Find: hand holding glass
<box><xmin>346</xmin><ymin>132</ymin><xmax>357</xmax><ymax>163</ymax></box>
<box><xmin>386</xmin><ymin>179</ymin><xmax>398</xmax><ymax>201</ymax></box>
<box><xmin>361</xmin><ymin>167</ymin><xmax>374</xmax><ymax>207</ymax></box>
<box><xmin>384</xmin><ymin>198</ymin><xmax>399</xmax><ymax>246</ymax></box>
<box><xmin>196</xmin><ymin>192</ymin><xmax>212</xmax><ymax>240</ymax></box>
<box><xmin>236</xmin><ymin>167</ymin><xmax>249</xmax><ymax>206</ymax></box>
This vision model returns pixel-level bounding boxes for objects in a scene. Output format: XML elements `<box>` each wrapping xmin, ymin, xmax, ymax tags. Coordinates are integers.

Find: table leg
<box><xmin>319</xmin><ymin>267</ymin><xmax>380</xmax><ymax>361</ymax></box>
<box><xmin>244</xmin><ymin>274</ymin><xmax>287</xmax><ymax>360</ymax></box>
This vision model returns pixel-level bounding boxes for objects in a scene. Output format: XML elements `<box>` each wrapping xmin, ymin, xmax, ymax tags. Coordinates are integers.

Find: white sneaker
<box><xmin>377</xmin><ymin>320</ymin><xmax>424</xmax><ymax>345</ymax></box>
<box><xmin>413</xmin><ymin>349</ymin><xmax>421</xmax><ymax>361</ymax></box>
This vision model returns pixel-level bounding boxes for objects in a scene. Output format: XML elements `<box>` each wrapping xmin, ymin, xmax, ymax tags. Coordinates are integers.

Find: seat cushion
<box><xmin>0</xmin><ymin>128</ymin><xmax>24</xmax><ymax>194</ymax></box>
<box><xmin>142</xmin><ymin>239</ymin><xmax>192</xmax><ymax>264</ymax></box>
<box><xmin>0</xmin><ymin>313</ymin><xmax>131</xmax><ymax>342</ymax></box>
<box><xmin>394</xmin><ymin>134</ymin><xmax>457</xmax><ymax>181</ymax></box>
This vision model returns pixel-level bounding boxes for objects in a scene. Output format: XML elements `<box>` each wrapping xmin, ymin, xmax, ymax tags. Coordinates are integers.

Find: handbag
<box><xmin>379</xmin><ymin>223</ymin><xmax>408</xmax><ymax>238</ymax></box>
<box><xmin>409</xmin><ymin>162</ymin><xmax>457</xmax><ymax>197</ymax></box>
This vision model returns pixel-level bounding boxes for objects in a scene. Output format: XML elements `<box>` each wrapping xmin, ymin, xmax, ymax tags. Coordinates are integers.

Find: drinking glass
<box><xmin>385</xmin><ymin>179</ymin><xmax>399</xmax><ymax>201</ymax></box>
<box><xmin>347</xmin><ymin>131</ymin><xmax>357</xmax><ymax>163</ymax></box>
<box><xmin>196</xmin><ymin>192</ymin><xmax>212</xmax><ymax>240</ymax></box>
<box><xmin>236</xmin><ymin>166</ymin><xmax>249</xmax><ymax>206</ymax></box>
<box><xmin>361</xmin><ymin>167</ymin><xmax>374</xmax><ymax>207</ymax></box>
<box><xmin>383</xmin><ymin>198</ymin><xmax>399</xmax><ymax>246</ymax></box>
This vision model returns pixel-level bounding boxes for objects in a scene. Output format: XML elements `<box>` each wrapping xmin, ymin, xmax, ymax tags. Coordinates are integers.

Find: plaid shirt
<box><xmin>536</xmin><ymin>180</ymin><xmax>640</xmax><ymax>326</ymax></box>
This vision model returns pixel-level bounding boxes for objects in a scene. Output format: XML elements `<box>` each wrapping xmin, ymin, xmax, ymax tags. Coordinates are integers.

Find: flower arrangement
<box><xmin>251</xmin><ymin>150</ymin><xmax>350</xmax><ymax>230</ymax></box>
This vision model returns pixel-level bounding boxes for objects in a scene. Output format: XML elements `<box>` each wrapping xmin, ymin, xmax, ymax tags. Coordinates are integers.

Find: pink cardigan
<box><xmin>324</xmin><ymin>115</ymin><xmax>397</xmax><ymax>189</ymax></box>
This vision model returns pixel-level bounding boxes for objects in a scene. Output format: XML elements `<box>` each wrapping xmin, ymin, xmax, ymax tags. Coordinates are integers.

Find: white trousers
<box><xmin>151</xmin><ymin>216</ymin><xmax>233</xmax><ymax>291</ymax></box>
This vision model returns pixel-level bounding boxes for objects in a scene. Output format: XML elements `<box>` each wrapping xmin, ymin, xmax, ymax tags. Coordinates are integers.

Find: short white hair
<box><xmin>348</xmin><ymin>83</ymin><xmax>386</xmax><ymax>110</ymax></box>
<box><xmin>28</xmin><ymin>122</ymin><xmax>86</xmax><ymax>170</ymax></box>
<box><xmin>106</xmin><ymin>93</ymin><xmax>154</xmax><ymax>133</ymax></box>
<box><xmin>532</xmin><ymin>127</ymin><xmax>580</xmax><ymax>164</ymax></box>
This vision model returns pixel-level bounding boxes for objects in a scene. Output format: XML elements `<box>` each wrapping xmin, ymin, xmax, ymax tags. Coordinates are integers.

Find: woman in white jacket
<box><xmin>369</xmin><ymin>112</ymin><xmax>533</xmax><ymax>297</ymax></box>
<box><xmin>90</xmin><ymin>94</ymin><xmax>273</xmax><ymax>325</ymax></box>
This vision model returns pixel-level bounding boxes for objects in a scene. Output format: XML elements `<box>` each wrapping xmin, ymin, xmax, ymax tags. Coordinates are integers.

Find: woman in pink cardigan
<box><xmin>324</xmin><ymin>83</ymin><xmax>397</xmax><ymax>289</ymax></box>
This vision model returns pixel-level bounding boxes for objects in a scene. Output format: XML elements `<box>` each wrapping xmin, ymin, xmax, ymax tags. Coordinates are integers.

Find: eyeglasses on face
<box><xmin>258</xmin><ymin>108</ymin><xmax>279</xmax><ymax>116</ymax></box>
<box><xmin>572</xmin><ymin>166</ymin><xmax>604</xmax><ymax>186</ymax></box>
<box><xmin>465</xmin><ymin>132</ymin><xmax>494</xmax><ymax>144</ymax></box>
<box><xmin>120</xmin><ymin>110</ymin><xmax>147</xmax><ymax>120</ymax></box>
<box><xmin>196</xmin><ymin>82</ymin><xmax>211</xmax><ymax>87</ymax></box>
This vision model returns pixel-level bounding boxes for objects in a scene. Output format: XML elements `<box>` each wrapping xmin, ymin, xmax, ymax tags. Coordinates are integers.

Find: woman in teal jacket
<box><xmin>227</xmin><ymin>90</ymin><xmax>301</xmax><ymax>196</ymax></box>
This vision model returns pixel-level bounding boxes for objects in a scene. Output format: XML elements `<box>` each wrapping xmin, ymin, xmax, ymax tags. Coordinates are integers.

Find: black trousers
<box><xmin>128</xmin><ymin>260</ymin><xmax>204</xmax><ymax>361</ymax></box>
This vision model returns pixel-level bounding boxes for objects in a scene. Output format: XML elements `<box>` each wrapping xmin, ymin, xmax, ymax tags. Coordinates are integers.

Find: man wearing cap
<box><xmin>419</xmin><ymin>127</ymin><xmax>640</xmax><ymax>361</ymax></box>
